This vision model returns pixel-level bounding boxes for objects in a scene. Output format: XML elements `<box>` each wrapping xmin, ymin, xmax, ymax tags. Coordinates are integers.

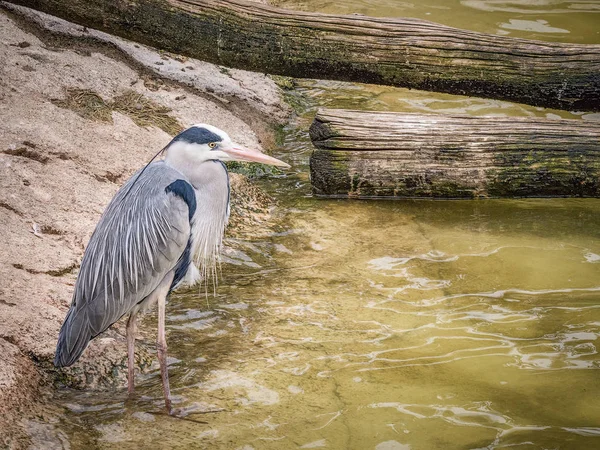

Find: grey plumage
<box><xmin>53</xmin><ymin>124</ymin><xmax>289</xmax><ymax>413</ymax></box>
<box><xmin>54</xmin><ymin>162</ymin><xmax>191</xmax><ymax>366</ymax></box>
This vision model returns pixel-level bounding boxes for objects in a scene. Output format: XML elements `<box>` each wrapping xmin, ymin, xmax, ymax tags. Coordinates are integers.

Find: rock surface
<box><xmin>0</xmin><ymin>6</ymin><xmax>288</xmax><ymax>447</ymax></box>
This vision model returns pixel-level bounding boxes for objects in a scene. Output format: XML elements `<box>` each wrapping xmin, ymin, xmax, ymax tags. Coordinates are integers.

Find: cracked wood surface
<box><xmin>309</xmin><ymin>108</ymin><xmax>600</xmax><ymax>198</ymax></box>
<box><xmin>6</xmin><ymin>0</ymin><xmax>600</xmax><ymax>111</ymax></box>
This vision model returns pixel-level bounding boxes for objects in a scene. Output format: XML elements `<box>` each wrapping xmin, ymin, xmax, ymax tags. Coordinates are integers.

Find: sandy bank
<box><xmin>0</xmin><ymin>5</ymin><xmax>290</xmax><ymax>447</ymax></box>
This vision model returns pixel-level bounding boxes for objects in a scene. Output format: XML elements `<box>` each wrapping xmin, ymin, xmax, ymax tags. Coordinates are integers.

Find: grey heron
<box><xmin>54</xmin><ymin>124</ymin><xmax>290</xmax><ymax>413</ymax></box>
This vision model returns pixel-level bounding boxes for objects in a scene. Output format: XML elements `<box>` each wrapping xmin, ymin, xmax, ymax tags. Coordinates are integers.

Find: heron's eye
<box><xmin>208</xmin><ymin>142</ymin><xmax>217</xmax><ymax>149</ymax></box>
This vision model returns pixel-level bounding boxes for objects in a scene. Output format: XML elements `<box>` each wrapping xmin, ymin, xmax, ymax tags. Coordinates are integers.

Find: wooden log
<box><xmin>5</xmin><ymin>0</ymin><xmax>600</xmax><ymax>111</ymax></box>
<box><xmin>309</xmin><ymin>108</ymin><xmax>600</xmax><ymax>199</ymax></box>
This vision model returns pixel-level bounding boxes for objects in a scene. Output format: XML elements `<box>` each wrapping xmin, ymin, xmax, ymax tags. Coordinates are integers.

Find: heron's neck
<box><xmin>168</xmin><ymin>158</ymin><xmax>225</xmax><ymax>188</ymax></box>
<box><xmin>165</xmin><ymin>158</ymin><xmax>229</xmax><ymax>223</ymax></box>
<box><xmin>166</xmin><ymin>157</ymin><xmax>230</xmax><ymax>287</ymax></box>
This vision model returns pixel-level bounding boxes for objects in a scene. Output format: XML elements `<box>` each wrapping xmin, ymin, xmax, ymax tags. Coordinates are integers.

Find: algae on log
<box><xmin>309</xmin><ymin>109</ymin><xmax>600</xmax><ymax>199</ymax></box>
<box><xmin>5</xmin><ymin>0</ymin><xmax>600</xmax><ymax>112</ymax></box>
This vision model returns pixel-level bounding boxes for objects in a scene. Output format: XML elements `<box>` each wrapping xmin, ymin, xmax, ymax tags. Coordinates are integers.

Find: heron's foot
<box><xmin>123</xmin><ymin>392</ymin><xmax>139</xmax><ymax>409</ymax></box>
<box><xmin>168</xmin><ymin>404</ymin><xmax>225</xmax><ymax>423</ymax></box>
<box><xmin>147</xmin><ymin>408</ymin><xmax>210</xmax><ymax>424</ymax></box>
<box><xmin>171</xmin><ymin>406</ymin><xmax>225</xmax><ymax>417</ymax></box>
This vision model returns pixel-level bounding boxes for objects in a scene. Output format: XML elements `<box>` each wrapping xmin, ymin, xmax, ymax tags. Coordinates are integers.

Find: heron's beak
<box><xmin>222</xmin><ymin>144</ymin><xmax>291</xmax><ymax>169</ymax></box>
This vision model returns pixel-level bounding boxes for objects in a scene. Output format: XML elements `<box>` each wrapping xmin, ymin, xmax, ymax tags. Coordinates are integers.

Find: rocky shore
<box><xmin>0</xmin><ymin>5</ymin><xmax>290</xmax><ymax>447</ymax></box>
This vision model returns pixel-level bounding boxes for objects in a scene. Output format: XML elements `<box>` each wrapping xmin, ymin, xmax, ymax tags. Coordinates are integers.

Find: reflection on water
<box><xmin>45</xmin><ymin>1</ymin><xmax>600</xmax><ymax>448</ymax></box>
<box><xmin>499</xmin><ymin>18</ymin><xmax>569</xmax><ymax>34</ymax></box>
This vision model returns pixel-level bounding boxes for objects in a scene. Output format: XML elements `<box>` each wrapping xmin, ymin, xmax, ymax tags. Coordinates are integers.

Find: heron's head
<box><xmin>164</xmin><ymin>124</ymin><xmax>290</xmax><ymax>168</ymax></box>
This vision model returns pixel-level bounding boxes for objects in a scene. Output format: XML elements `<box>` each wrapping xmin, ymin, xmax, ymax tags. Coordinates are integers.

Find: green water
<box><xmin>48</xmin><ymin>197</ymin><xmax>600</xmax><ymax>449</ymax></box>
<box><xmin>271</xmin><ymin>0</ymin><xmax>600</xmax><ymax>44</ymax></box>
<box><xmin>43</xmin><ymin>1</ymin><xmax>600</xmax><ymax>449</ymax></box>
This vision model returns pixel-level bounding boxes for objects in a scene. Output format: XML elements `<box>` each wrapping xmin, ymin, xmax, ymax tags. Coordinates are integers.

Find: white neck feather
<box><xmin>165</xmin><ymin>150</ymin><xmax>230</xmax><ymax>290</ymax></box>
<box><xmin>189</xmin><ymin>161</ymin><xmax>229</xmax><ymax>288</ymax></box>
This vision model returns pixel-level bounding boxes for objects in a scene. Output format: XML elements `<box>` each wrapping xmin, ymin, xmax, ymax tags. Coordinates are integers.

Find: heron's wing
<box><xmin>55</xmin><ymin>161</ymin><xmax>194</xmax><ymax>366</ymax></box>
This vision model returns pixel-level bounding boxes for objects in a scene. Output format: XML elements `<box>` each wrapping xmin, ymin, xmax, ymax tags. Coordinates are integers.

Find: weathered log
<box><xmin>5</xmin><ymin>0</ymin><xmax>600</xmax><ymax>111</ymax></box>
<box><xmin>309</xmin><ymin>109</ymin><xmax>600</xmax><ymax>198</ymax></box>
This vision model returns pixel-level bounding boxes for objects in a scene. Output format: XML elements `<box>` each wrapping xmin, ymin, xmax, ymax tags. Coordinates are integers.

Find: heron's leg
<box><xmin>126</xmin><ymin>311</ymin><xmax>137</xmax><ymax>394</ymax></box>
<box><xmin>157</xmin><ymin>291</ymin><xmax>172</xmax><ymax>414</ymax></box>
